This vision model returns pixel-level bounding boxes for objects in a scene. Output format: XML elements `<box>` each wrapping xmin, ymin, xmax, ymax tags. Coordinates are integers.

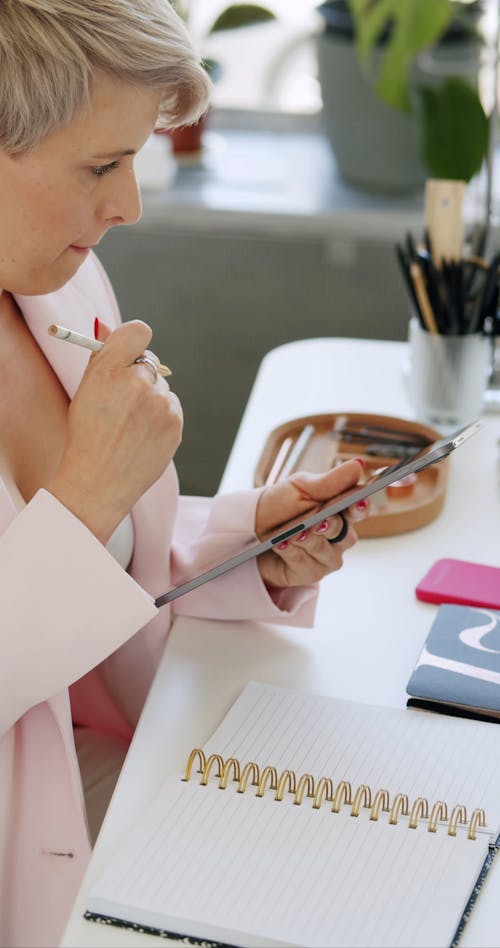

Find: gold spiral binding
<box><xmin>256</xmin><ymin>765</ymin><xmax>279</xmax><ymax>797</ymax></box>
<box><xmin>200</xmin><ymin>753</ymin><xmax>224</xmax><ymax>786</ymax></box>
<box><xmin>312</xmin><ymin>777</ymin><xmax>334</xmax><ymax>809</ymax></box>
<box><xmin>331</xmin><ymin>780</ymin><xmax>352</xmax><ymax>813</ymax></box>
<box><xmin>468</xmin><ymin>808</ymin><xmax>486</xmax><ymax>841</ymax></box>
<box><xmin>238</xmin><ymin>761</ymin><xmax>260</xmax><ymax>793</ymax></box>
<box><xmin>275</xmin><ymin>769</ymin><xmax>296</xmax><ymax>801</ymax></box>
<box><xmin>448</xmin><ymin>804</ymin><xmax>468</xmax><ymax>837</ymax></box>
<box><xmin>389</xmin><ymin>793</ymin><xmax>409</xmax><ymax>825</ymax></box>
<box><xmin>184</xmin><ymin>750</ymin><xmax>488</xmax><ymax>839</ymax></box>
<box><xmin>351</xmin><ymin>784</ymin><xmax>372</xmax><ymax>817</ymax></box>
<box><xmin>408</xmin><ymin>797</ymin><xmax>429</xmax><ymax>829</ymax></box>
<box><xmin>294</xmin><ymin>773</ymin><xmax>315</xmax><ymax>806</ymax></box>
<box><xmin>370</xmin><ymin>789</ymin><xmax>390</xmax><ymax>821</ymax></box>
<box><xmin>184</xmin><ymin>748</ymin><xmax>206</xmax><ymax>782</ymax></box>
<box><xmin>429</xmin><ymin>801</ymin><xmax>448</xmax><ymax>833</ymax></box>
<box><xmin>219</xmin><ymin>757</ymin><xmax>241</xmax><ymax>789</ymax></box>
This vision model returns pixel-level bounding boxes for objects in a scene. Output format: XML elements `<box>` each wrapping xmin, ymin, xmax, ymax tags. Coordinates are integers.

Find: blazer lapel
<box><xmin>14</xmin><ymin>272</ymin><xmax>97</xmax><ymax>400</ymax></box>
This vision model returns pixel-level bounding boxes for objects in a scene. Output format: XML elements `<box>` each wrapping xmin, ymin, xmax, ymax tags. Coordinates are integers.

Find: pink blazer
<box><xmin>0</xmin><ymin>254</ymin><xmax>316</xmax><ymax>948</ymax></box>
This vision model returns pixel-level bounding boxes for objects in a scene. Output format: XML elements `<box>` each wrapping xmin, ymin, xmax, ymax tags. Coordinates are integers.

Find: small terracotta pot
<box><xmin>165</xmin><ymin>113</ymin><xmax>208</xmax><ymax>156</ymax></box>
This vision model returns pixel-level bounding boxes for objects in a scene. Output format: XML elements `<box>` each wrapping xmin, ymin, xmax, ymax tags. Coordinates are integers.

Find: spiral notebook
<box><xmin>86</xmin><ymin>681</ymin><xmax>500</xmax><ymax>948</ymax></box>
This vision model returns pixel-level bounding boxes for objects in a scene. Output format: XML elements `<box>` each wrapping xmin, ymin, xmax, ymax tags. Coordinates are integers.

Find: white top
<box><xmin>105</xmin><ymin>513</ymin><xmax>135</xmax><ymax>571</ymax></box>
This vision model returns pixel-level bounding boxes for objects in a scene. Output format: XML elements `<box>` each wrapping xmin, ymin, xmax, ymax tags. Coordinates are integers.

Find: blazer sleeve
<box><xmin>170</xmin><ymin>489</ymin><xmax>318</xmax><ymax>626</ymax></box>
<box><xmin>0</xmin><ymin>489</ymin><xmax>158</xmax><ymax>738</ymax></box>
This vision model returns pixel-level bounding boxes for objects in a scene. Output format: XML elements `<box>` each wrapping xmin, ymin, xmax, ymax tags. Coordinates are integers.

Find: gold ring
<box><xmin>134</xmin><ymin>355</ymin><xmax>158</xmax><ymax>383</ymax></box>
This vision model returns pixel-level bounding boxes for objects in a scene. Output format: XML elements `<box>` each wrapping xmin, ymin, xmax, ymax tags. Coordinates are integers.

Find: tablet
<box><xmin>156</xmin><ymin>420</ymin><xmax>481</xmax><ymax>606</ymax></box>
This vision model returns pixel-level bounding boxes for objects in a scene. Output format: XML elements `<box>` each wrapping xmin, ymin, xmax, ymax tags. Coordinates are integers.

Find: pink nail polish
<box><xmin>277</xmin><ymin>540</ymin><xmax>289</xmax><ymax>550</ymax></box>
<box><xmin>297</xmin><ymin>531</ymin><xmax>309</xmax><ymax>542</ymax></box>
<box><xmin>354</xmin><ymin>457</ymin><xmax>366</xmax><ymax>468</ymax></box>
<box><xmin>313</xmin><ymin>520</ymin><xmax>329</xmax><ymax>534</ymax></box>
<box><xmin>94</xmin><ymin>316</ymin><xmax>100</xmax><ymax>340</ymax></box>
<box><xmin>356</xmin><ymin>499</ymin><xmax>368</xmax><ymax>509</ymax></box>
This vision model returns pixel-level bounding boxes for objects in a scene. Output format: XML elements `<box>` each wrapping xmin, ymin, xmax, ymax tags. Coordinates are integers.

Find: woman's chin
<box><xmin>8</xmin><ymin>251</ymin><xmax>91</xmax><ymax>296</ymax></box>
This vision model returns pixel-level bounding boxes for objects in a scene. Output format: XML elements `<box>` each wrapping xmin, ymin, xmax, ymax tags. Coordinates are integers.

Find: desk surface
<box><xmin>62</xmin><ymin>337</ymin><xmax>500</xmax><ymax>948</ymax></box>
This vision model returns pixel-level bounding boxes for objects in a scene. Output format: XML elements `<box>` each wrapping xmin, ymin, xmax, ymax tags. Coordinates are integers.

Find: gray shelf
<box><xmin>142</xmin><ymin>120</ymin><xmax>428</xmax><ymax>238</ymax></box>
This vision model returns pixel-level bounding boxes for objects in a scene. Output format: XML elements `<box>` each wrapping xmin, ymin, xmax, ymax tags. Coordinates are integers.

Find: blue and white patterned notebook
<box><xmin>407</xmin><ymin>604</ymin><xmax>500</xmax><ymax>722</ymax></box>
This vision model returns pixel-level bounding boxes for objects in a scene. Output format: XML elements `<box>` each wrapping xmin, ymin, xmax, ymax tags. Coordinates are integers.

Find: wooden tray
<box><xmin>253</xmin><ymin>412</ymin><xmax>449</xmax><ymax>538</ymax></box>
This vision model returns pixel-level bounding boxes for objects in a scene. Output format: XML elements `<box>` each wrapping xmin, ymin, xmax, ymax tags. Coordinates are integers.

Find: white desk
<box><xmin>62</xmin><ymin>337</ymin><xmax>500</xmax><ymax>948</ymax></box>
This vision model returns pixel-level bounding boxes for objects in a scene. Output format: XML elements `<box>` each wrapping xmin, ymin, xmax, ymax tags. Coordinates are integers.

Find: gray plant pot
<box><xmin>317</xmin><ymin>31</ymin><xmax>427</xmax><ymax>193</ymax></box>
<box><xmin>316</xmin><ymin>4</ymin><xmax>481</xmax><ymax>194</ymax></box>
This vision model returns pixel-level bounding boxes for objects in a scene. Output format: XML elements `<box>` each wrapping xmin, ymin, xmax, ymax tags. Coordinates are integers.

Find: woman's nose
<box><xmin>100</xmin><ymin>167</ymin><xmax>142</xmax><ymax>227</ymax></box>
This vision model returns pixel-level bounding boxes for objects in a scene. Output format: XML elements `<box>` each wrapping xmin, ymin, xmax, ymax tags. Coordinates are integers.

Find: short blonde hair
<box><xmin>0</xmin><ymin>0</ymin><xmax>211</xmax><ymax>153</ymax></box>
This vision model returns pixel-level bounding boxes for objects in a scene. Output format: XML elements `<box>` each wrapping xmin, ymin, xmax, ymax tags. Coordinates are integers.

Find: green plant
<box><xmin>173</xmin><ymin>1</ymin><xmax>276</xmax><ymax>75</ymax></box>
<box><xmin>346</xmin><ymin>0</ymin><xmax>489</xmax><ymax>180</ymax></box>
<box><xmin>207</xmin><ymin>2</ymin><xmax>276</xmax><ymax>32</ymax></box>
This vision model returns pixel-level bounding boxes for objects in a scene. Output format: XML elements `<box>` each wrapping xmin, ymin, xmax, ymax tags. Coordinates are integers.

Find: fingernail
<box><xmin>297</xmin><ymin>530</ymin><xmax>309</xmax><ymax>542</ymax></box>
<box><xmin>356</xmin><ymin>499</ymin><xmax>368</xmax><ymax>509</ymax></box>
<box><xmin>354</xmin><ymin>457</ymin><xmax>366</xmax><ymax>468</ymax></box>
<box><xmin>94</xmin><ymin>316</ymin><xmax>100</xmax><ymax>340</ymax></box>
<box><xmin>313</xmin><ymin>520</ymin><xmax>329</xmax><ymax>534</ymax></box>
<box><xmin>277</xmin><ymin>540</ymin><xmax>289</xmax><ymax>550</ymax></box>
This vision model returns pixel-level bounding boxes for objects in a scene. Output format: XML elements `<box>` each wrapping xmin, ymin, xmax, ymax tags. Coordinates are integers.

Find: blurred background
<box><xmin>96</xmin><ymin>0</ymin><xmax>500</xmax><ymax>495</ymax></box>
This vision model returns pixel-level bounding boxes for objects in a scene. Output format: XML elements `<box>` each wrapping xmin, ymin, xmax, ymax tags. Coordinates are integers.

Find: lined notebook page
<box><xmin>88</xmin><ymin>776</ymin><xmax>488</xmax><ymax>948</ymax></box>
<box><xmin>87</xmin><ymin>683</ymin><xmax>500</xmax><ymax>948</ymax></box>
<box><xmin>204</xmin><ymin>681</ymin><xmax>500</xmax><ymax>826</ymax></box>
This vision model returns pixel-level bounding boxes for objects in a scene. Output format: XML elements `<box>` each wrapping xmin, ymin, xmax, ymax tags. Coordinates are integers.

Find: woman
<box><xmin>0</xmin><ymin>2</ymin><xmax>368</xmax><ymax>946</ymax></box>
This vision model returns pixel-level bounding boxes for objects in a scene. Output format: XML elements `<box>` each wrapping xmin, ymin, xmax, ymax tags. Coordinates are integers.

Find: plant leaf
<box><xmin>418</xmin><ymin>77</ymin><xmax>489</xmax><ymax>180</ymax></box>
<box><xmin>352</xmin><ymin>0</ymin><xmax>393</xmax><ymax>65</ymax></box>
<box><xmin>347</xmin><ymin>0</ymin><xmax>453</xmax><ymax>112</ymax></box>
<box><xmin>209</xmin><ymin>4</ymin><xmax>276</xmax><ymax>32</ymax></box>
<box><xmin>378</xmin><ymin>0</ymin><xmax>452</xmax><ymax>111</ymax></box>
<box><xmin>396</xmin><ymin>0</ymin><xmax>451</xmax><ymax>57</ymax></box>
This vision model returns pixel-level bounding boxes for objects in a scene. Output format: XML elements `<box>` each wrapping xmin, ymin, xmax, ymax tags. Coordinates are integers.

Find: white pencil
<box><xmin>277</xmin><ymin>423</ymin><xmax>315</xmax><ymax>480</ymax></box>
<box><xmin>48</xmin><ymin>324</ymin><xmax>172</xmax><ymax>376</ymax></box>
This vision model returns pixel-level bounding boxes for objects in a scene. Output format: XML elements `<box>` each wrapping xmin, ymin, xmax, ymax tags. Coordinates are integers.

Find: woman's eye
<box><xmin>91</xmin><ymin>160</ymin><xmax>119</xmax><ymax>177</ymax></box>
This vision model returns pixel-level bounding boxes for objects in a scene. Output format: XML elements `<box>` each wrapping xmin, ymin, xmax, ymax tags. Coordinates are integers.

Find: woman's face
<box><xmin>0</xmin><ymin>74</ymin><xmax>162</xmax><ymax>295</ymax></box>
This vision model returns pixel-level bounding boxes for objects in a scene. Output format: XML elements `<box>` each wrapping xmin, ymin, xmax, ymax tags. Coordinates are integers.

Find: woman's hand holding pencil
<box><xmin>48</xmin><ymin>321</ymin><xmax>172</xmax><ymax>376</ymax></box>
<box><xmin>45</xmin><ymin>319</ymin><xmax>182</xmax><ymax>545</ymax></box>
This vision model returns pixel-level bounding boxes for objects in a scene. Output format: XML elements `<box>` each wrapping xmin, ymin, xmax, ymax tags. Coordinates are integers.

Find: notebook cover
<box><xmin>406</xmin><ymin>604</ymin><xmax>500</xmax><ymax>719</ymax></box>
<box><xmin>84</xmin><ymin>912</ymin><xmax>233</xmax><ymax>947</ymax></box>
